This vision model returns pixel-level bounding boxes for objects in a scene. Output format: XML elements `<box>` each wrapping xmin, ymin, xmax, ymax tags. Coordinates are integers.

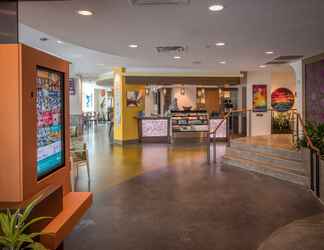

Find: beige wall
<box><xmin>172</xmin><ymin>87</ymin><xmax>197</xmax><ymax>110</ymax></box>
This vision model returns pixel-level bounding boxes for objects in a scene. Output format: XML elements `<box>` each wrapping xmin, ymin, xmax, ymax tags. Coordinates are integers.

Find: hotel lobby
<box><xmin>1</xmin><ymin>1</ymin><xmax>324</xmax><ymax>250</ymax></box>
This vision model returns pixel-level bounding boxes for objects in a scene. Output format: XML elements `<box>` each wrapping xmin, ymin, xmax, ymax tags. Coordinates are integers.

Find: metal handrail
<box><xmin>292</xmin><ymin>111</ymin><xmax>321</xmax><ymax>197</ymax></box>
<box><xmin>208</xmin><ymin>109</ymin><xmax>251</xmax><ymax>164</ymax></box>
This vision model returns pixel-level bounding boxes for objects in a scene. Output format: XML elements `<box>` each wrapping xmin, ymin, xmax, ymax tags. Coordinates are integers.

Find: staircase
<box><xmin>223</xmin><ymin>136</ymin><xmax>306</xmax><ymax>186</ymax></box>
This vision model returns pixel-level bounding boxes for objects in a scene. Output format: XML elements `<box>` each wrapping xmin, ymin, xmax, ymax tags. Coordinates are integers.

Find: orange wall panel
<box><xmin>0</xmin><ymin>44</ymin><xmax>71</xmax><ymax>205</ymax></box>
<box><xmin>0</xmin><ymin>44</ymin><xmax>22</xmax><ymax>202</ymax></box>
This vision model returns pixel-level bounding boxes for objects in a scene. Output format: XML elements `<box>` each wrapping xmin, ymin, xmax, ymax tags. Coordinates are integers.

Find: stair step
<box><xmin>230</xmin><ymin>141</ymin><xmax>303</xmax><ymax>161</ymax></box>
<box><xmin>223</xmin><ymin>155</ymin><xmax>306</xmax><ymax>186</ymax></box>
<box><xmin>225</xmin><ymin>147</ymin><xmax>305</xmax><ymax>173</ymax></box>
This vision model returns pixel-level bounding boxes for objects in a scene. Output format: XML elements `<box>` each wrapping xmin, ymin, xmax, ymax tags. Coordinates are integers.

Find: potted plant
<box><xmin>0</xmin><ymin>197</ymin><xmax>50</xmax><ymax>250</ymax></box>
<box><xmin>298</xmin><ymin>122</ymin><xmax>324</xmax><ymax>189</ymax></box>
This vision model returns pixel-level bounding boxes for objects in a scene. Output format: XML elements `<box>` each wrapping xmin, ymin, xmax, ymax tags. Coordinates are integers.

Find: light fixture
<box><xmin>216</xmin><ymin>42</ymin><xmax>225</xmax><ymax>46</ymax></box>
<box><xmin>259</xmin><ymin>65</ymin><xmax>267</xmax><ymax>68</ymax></box>
<box><xmin>219</xmin><ymin>61</ymin><xmax>226</xmax><ymax>64</ymax></box>
<box><xmin>97</xmin><ymin>63</ymin><xmax>105</xmax><ymax>66</ymax></box>
<box><xmin>128</xmin><ymin>44</ymin><xmax>139</xmax><ymax>48</ymax></box>
<box><xmin>209</xmin><ymin>4</ymin><xmax>224</xmax><ymax>12</ymax></box>
<box><xmin>265</xmin><ymin>51</ymin><xmax>274</xmax><ymax>55</ymax></box>
<box><xmin>57</xmin><ymin>40</ymin><xmax>64</xmax><ymax>44</ymax></box>
<box><xmin>145</xmin><ymin>88</ymin><xmax>150</xmax><ymax>96</ymax></box>
<box><xmin>77</xmin><ymin>10</ymin><xmax>93</xmax><ymax>16</ymax></box>
<box><xmin>180</xmin><ymin>87</ymin><xmax>185</xmax><ymax>95</ymax></box>
<box><xmin>163</xmin><ymin>88</ymin><xmax>167</xmax><ymax>96</ymax></box>
<box><xmin>201</xmin><ymin>88</ymin><xmax>205</xmax><ymax>95</ymax></box>
<box><xmin>173</xmin><ymin>55</ymin><xmax>181</xmax><ymax>60</ymax></box>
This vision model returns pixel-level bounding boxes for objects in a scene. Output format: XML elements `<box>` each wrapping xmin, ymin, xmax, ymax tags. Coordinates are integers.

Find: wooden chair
<box><xmin>70</xmin><ymin>143</ymin><xmax>90</xmax><ymax>180</ymax></box>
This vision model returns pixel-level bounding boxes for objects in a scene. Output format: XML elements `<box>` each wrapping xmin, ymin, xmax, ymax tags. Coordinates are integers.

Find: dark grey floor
<box><xmin>66</xmin><ymin>126</ymin><xmax>324</xmax><ymax>250</ymax></box>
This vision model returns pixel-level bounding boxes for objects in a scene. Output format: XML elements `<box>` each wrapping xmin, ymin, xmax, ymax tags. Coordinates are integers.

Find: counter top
<box><xmin>135</xmin><ymin>116</ymin><xmax>170</xmax><ymax>120</ymax></box>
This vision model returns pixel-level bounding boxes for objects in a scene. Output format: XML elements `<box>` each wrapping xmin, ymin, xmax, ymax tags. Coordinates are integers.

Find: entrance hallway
<box><xmin>66</xmin><ymin>126</ymin><xmax>323</xmax><ymax>250</ymax></box>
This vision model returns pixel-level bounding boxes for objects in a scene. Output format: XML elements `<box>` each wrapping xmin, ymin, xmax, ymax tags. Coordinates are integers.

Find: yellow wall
<box><xmin>124</xmin><ymin>84</ymin><xmax>145</xmax><ymax>141</ymax></box>
<box><xmin>113</xmin><ymin>67</ymin><xmax>145</xmax><ymax>143</ymax></box>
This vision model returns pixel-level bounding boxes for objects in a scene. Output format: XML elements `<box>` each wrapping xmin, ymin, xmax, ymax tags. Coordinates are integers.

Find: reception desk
<box><xmin>137</xmin><ymin>117</ymin><xmax>227</xmax><ymax>143</ymax></box>
<box><xmin>137</xmin><ymin>117</ymin><xmax>171</xmax><ymax>143</ymax></box>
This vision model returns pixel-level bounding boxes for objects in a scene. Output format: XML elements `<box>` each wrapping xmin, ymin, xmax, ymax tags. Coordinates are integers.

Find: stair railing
<box><xmin>292</xmin><ymin>112</ymin><xmax>321</xmax><ymax>197</ymax></box>
<box><xmin>208</xmin><ymin>109</ymin><xmax>252</xmax><ymax>164</ymax></box>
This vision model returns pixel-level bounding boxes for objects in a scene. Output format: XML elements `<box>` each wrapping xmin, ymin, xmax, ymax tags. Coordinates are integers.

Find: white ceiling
<box><xmin>18</xmin><ymin>0</ymin><xmax>324</xmax><ymax>78</ymax></box>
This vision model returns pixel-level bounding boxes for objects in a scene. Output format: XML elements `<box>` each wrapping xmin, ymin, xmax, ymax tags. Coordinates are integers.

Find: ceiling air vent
<box><xmin>274</xmin><ymin>55</ymin><xmax>303</xmax><ymax>61</ymax></box>
<box><xmin>129</xmin><ymin>0</ymin><xmax>190</xmax><ymax>6</ymax></box>
<box><xmin>266</xmin><ymin>61</ymin><xmax>288</xmax><ymax>65</ymax></box>
<box><xmin>156</xmin><ymin>46</ymin><xmax>185</xmax><ymax>53</ymax></box>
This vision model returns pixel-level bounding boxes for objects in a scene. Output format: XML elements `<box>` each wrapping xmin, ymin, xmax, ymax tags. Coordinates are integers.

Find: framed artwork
<box><xmin>127</xmin><ymin>90</ymin><xmax>144</xmax><ymax>107</ymax></box>
<box><xmin>69</xmin><ymin>78</ymin><xmax>76</xmax><ymax>95</ymax></box>
<box><xmin>271</xmin><ymin>88</ymin><xmax>295</xmax><ymax>112</ymax></box>
<box><xmin>253</xmin><ymin>85</ymin><xmax>267</xmax><ymax>112</ymax></box>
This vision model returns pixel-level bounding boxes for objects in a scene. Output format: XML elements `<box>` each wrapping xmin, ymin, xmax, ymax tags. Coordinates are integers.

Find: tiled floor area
<box><xmin>66</xmin><ymin>125</ymin><xmax>324</xmax><ymax>250</ymax></box>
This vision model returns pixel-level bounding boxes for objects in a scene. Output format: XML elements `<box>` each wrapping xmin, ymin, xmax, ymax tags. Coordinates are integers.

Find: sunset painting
<box><xmin>271</xmin><ymin>88</ymin><xmax>295</xmax><ymax>112</ymax></box>
<box><xmin>253</xmin><ymin>85</ymin><xmax>267</xmax><ymax>112</ymax></box>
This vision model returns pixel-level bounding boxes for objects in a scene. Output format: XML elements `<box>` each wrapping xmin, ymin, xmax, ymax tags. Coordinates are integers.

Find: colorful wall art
<box><xmin>127</xmin><ymin>90</ymin><xmax>144</xmax><ymax>107</ymax></box>
<box><xmin>36</xmin><ymin>67</ymin><xmax>65</xmax><ymax>179</ymax></box>
<box><xmin>253</xmin><ymin>85</ymin><xmax>267</xmax><ymax>112</ymax></box>
<box><xmin>271</xmin><ymin>88</ymin><xmax>295</xmax><ymax>112</ymax></box>
<box><xmin>305</xmin><ymin>58</ymin><xmax>324</xmax><ymax>123</ymax></box>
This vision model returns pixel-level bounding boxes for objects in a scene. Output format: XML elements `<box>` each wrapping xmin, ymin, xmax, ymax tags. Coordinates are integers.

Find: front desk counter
<box><xmin>137</xmin><ymin>117</ymin><xmax>171</xmax><ymax>143</ymax></box>
<box><xmin>137</xmin><ymin>116</ymin><xmax>227</xmax><ymax>143</ymax></box>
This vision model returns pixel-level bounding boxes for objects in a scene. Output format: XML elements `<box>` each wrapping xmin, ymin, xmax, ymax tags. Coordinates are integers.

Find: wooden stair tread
<box><xmin>40</xmin><ymin>192</ymin><xmax>93</xmax><ymax>250</ymax></box>
<box><xmin>227</xmin><ymin>145</ymin><xmax>303</xmax><ymax>163</ymax></box>
<box><xmin>224</xmin><ymin>155</ymin><xmax>305</xmax><ymax>177</ymax></box>
<box><xmin>225</xmin><ymin>148</ymin><xmax>305</xmax><ymax>172</ymax></box>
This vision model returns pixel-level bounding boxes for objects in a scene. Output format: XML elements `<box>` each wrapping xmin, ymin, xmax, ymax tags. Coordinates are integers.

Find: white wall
<box><xmin>246</xmin><ymin>67</ymin><xmax>297</xmax><ymax>136</ymax></box>
<box><xmin>70</xmin><ymin>77</ymin><xmax>82</xmax><ymax>115</ymax></box>
<box><xmin>290</xmin><ymin>60</ymin><xmax>303</xmax><ymax>117</ymax></box>
<box><xmin>172</xmin><ymin>87</ymin><xmax>197</xmax><ymax>110</ymax></box>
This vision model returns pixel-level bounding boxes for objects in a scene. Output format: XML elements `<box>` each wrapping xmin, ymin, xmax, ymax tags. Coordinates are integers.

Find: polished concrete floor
<box><xmin>66</xmin><ymin>125</ymin><xmax>324</xmax><ymax>250</ymax></box>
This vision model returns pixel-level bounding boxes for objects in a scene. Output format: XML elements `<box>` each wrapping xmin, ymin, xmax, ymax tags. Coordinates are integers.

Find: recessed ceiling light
<box><xmin>128</xmin><ymin>44</ymin><xmax>139</xmax><ymax>48</ymax></box>
<box><xmin>77</xmin><ymin>10</ymin><xmax>93</xmax><ymax>16</ymax></box>
<box><xmin>57</xmin><ymin>40</ymin><xmax>64</xmax><ymax>44</ymax></box>
<box><xmin>219</xmin><ymin>61</ymin><xmax>226</xmax><ymax>64</ymax></box>
<box><xmin>173</xmin><ymin>56</ymin><xmax>182</xmax><ymax>60</ymax></box>
<box><xmin>216</xmin><ymin>42</ymin><xmax>226</xmax><ymax>46</ymax></box>
<box><xmin>209</xmin><ymin>4</ymin><xmax>224</xmax><ymax>12</ymax></box>
<box><xmin>259</xmin><ymin>65</ymin><xmax>267</xmax><ymax>68</ymax></box>
<box><xmin>265</xmin><ymin>51</ymin><xmax>274</xmax><ymax>55</ymax></box>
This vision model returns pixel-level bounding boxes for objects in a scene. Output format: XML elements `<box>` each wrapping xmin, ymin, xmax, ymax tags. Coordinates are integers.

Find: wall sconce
<box><xmin>201</xmin><ymin>88</ymin><xmax>205</xmax><ymax>95</ymax></box>
<box><xmin>163</xmin><ymin>88</ymin><xmax>167</xmax><ymax>96</ymax></box>
<box><xmin>145</xmin><ymin>88</ymin><xmax>150</xmax><ymax>96</ymax></box>
<box><xmin>180</xmin><ymin>87</ymin><xmax>185</xmax><ymax>95</ymax></box>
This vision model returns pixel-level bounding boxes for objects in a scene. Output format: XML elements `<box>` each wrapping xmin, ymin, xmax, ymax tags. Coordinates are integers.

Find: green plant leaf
<box><xmin>0</xmin><ymin>213</ymin><xmax>11</xmax><ymax>237</ymax></box>
<box><xmin>19</xmin><ymin>216</ymin><xmax>51</xmax><ymax>234</ymax></box>
<box><xmin>18</xmin><ymin>196</ymin><xmax>42</xmax><ymax>229</ymax></box>
<box><xmin>0</xmin><ymin>235</ymin><xmax>11</xmax><ymax>247</ymax></box>
<box><xmin>27</xmin><ymin>242</ymin><xmax>48</xmax><ymax>250</ymax></box>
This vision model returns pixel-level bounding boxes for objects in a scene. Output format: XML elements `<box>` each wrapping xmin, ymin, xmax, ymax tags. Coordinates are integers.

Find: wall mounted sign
<box><xmin>114</xmin><ymin>74</ymin><xmax>122</xmax><ymax>127</ymax></box>
<box><xmin>271</xmin><ymin>88</ymin><xmax>295</xmax><ymax>112</ymax></box>
<box><xmin>69</xmin><ymin>78</ymin><xmax>76</xmax><ymax>95</ymax></box>
<box><xmin>127</xmin><ymin>90</ymin><xmax>144</xmax><ymax>107</ymax></box>
<box><xmin>253</xmin><ymin>84</ymin><xmax>267</xmax><ymax>112</ymax></box>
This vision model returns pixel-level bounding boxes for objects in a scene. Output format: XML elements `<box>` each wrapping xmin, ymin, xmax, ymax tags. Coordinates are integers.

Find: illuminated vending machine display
<box><xmin>36</xmin><ymin>67</ymin><xmax>65</xmax><ymax>180</ymax></box>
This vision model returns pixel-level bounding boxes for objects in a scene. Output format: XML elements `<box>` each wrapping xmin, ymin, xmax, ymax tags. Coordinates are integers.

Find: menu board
<box><xmin>36</xmin><ymin>67</ymin><xmax>65</xmax><ymax>180</ymax></box>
